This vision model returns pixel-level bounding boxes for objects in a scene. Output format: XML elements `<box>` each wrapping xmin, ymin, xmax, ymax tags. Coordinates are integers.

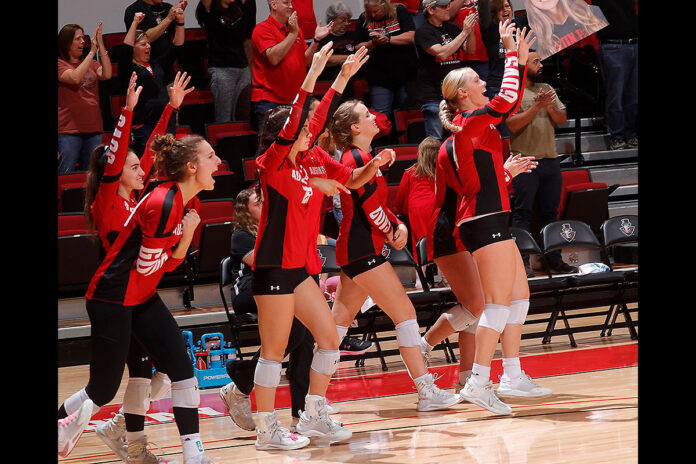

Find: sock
<box><xmin>181</xmin><ymin>433</ymin><xmax>204</xmax><ymax>459</ymax></box>
<box><xmin>413</xmin><ymin>372</ymin><xmax>432</xmax><ymax>391</ymax></box>
<box><xmin>305</xmin><ymin>394</ymin><xmax>324</xmax><ymax>417</ymax></box>
<box><xmin>502</xmin><ymin>357</ymin><xmax>522</xmax><ymax>379</ymax></box>
<box><xmin>470</xmin><ymin>363</ymin><xmax>490</xmax><ymax>387</ymax></box>
<box><xmin>255</xmin><ymin>411</ymin><xmax>276</xmax><ymax>432</ymax></box>
<box><xmin>420</xmin><ymin>336</ymin><xmax>433</xmax><ymax>354</ymax></box>
<box><xmin>126</xmin><ymin>430</ymin><xmax>145</xmax><ymax>443</ymax></box>
<box><xmin>459</xmin><ymin>369</ymin><xmax>472</xmax><ymax>384</ymax></box>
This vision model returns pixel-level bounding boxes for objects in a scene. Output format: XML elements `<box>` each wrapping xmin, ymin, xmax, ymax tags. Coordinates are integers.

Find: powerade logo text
<box><xmin>203</xmin><ymin>374</ymin><xmax>229</xmax><ymax>381</ymax></box>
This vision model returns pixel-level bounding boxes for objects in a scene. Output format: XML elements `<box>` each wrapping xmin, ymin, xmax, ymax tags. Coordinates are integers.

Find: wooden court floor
<box><xmin>58</xmin><ymin>311</ymin><xmax>638</xmax><ymax>464</ymax></box>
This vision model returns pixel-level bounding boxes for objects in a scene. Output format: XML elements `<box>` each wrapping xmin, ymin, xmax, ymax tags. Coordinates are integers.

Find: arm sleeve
<box><xmin>308</xmin><ymin>88</ymin><xmax>342</xmax><ymax>147</ymax></box>
<box><xmin>91</xmin><ymin>108</ymin><xmax>133</xmax><ymax>216</ymax></box>
<box><xmin>137</xmin><ymin>103</ymin><xmax>177</xmax><ymax>201</ymax></box>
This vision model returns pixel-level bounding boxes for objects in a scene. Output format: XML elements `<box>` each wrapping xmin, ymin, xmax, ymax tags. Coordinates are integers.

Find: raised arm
<box><xmin>93</xmin><ymin>22</ymin><xmax>112</xmax><ymax>80</ymax></box>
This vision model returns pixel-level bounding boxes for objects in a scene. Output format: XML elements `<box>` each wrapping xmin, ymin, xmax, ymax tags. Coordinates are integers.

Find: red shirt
<box><xmin>292</xmin><ymin>0</ymin><xmax>318</xmax><ymax>41</ymax></box>
<box><xmin>394</xmin><ymin>167</ymin><xmax>435</xmax><ymax>258</ymax></box>
<box><xmin>452</xmin><ymin>51</ymin><xmax>524</xmax><ymax>226</ymax></box>
<box><xmin>452</xmin><ymin>1</ymin><xmax>489</xmax><ymax>62</ymax></box>
<box><xmin>393</xmin><ymin>0</ymin><xmax>421</xmax><ymax>14</ymax></box>
<box><xmin>336</xmin><ymin>147</ymin><xmax>402</xmax><ymax>266</ymax></box>
<box><xmin>57</xmin><ymin>59</ymin><xmax>104</xmax><ymax>134</ymax></box>
<box><xmin>251</xmin><ymin>14</ymin><xmax>308</xmax><ymax>104</ymax></box>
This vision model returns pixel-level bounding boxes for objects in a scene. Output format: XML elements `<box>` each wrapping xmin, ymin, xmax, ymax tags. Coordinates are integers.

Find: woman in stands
<box><xmin>326</xmin><ymin>105</ymin><xmax>463</xmax><ymax>413</ymax></box>
<box><xmin>437</xmin><ymin>20</ymin><xmax>550</xmax><ymax>415</ymax></box>
<box><xmin>250</xmin><ymin>42</ymin><xmax>397</xmax><ymax>450</ymax></box>
<box><xmin>122</xmin><ymin>9</ymin><xmax>186</xmax><ymax>158</ymax></box>
<box><xmin>58</xmin><ymin>78</ymin><xmax>220</xmax><ymax>463</ymax></box>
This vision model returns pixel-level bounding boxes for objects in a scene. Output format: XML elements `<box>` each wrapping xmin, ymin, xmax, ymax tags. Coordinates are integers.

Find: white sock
<box><xmin>413</xmin><ymin>372</ymin><xmax>432</xmax><ymax>391</ymax></box>
<box><xmin>459</xmin><ymin>369</ymin><xmax>472</xmax><ymax>384</ymax></box>
<box><xmin>502</xmin><ymin>357</ymin><xmax>522</xmax><ymax>379</ymax></box>
<box><xmin>470</xmin><ymin>363</ymin><xmax>490</xmax><ymax>387</ymax></box>
<box><xmin>126</xmin><ymin>431</ymin><xmax>145</xmax><ymax>443</ymax></box>
<box><xmin>181</xmin><ymin>433</ymin><xmax>204</xmax><ymax>459</ymax></box>
<box><xmin>305</xmin><ymin>394</ymin><xmax>324</xmax><ymax>418</ymax></box>
<box><xmin>420</xmin><ymin>336</ymin><xmax>433</xmax><ymax>354</ymax></box>
<box><xmin>64</xmin><ymin>388</ymin><xmax>101</xmax><ymax>416</ymax></box>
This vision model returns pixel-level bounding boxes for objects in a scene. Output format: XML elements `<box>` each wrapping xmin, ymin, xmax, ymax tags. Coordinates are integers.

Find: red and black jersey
<box><xmin>452</xmin><ymin>51</ymin><xmax>525</xmax><ymax>226</ymax></box>
<box><xmin>90</xmin><ymin>104</ymin><xmax>177</xmax><ymax>251</ymax></box>
<box><xmin>254</xmin><ymin>87</ymin><xmax>351</xmax><ymax>272</ymax></box>
<box><xmin>335</xmin><ymin>147</ymin><xmax>402</xmax><ymax>266</ymax></box>
<box><xmin>86</xmin><ymin>181</ymin><xmax>189</xmax><ymax>306</ymax></box>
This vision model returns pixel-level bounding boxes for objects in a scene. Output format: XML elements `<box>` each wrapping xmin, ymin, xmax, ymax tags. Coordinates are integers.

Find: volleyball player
<box><xmin>58</xmin><ymin>107</ymin><xmax>221</xmax><ymax>462</ymax></box>
<box><xmin>437</xmin><ymin>20</ymin><xmax>548</xmax><ymax>415</ymax></box>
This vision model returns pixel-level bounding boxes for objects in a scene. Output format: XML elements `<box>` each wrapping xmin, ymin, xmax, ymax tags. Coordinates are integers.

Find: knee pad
<box><xmin>395</xmin><ymin>319</ymin><xmax>421</xmax><ymax>347</ymax></box>
<box><xmin>171</xmin><ymin>377</ymin><xmax>200</xmax><ymax>409</ymax></box>
<box><xmin>123</xmin><ymin>377</ymin><xmax>151</xmax><ymax>416</ymax></box>
<box><xmin>478</xmin><ymin>304</ymin><xmax>510</xmax><ymax>333</ymax></box>
<box><xmin>336</xmin><ymin>325</ymin><xmax>349</xmax><ymax>344</ymax></box>
<box><xmin>65</xmin><ymin>388</ymin><xmax>101</xmax><ymax>416</ymax></box>
<box><xmin>311</xmin><ymin>348</ymin><xmax>340</xmax><ymax>376</ymax></box>
<box><xmin>254</xmin><ymin>357</ymin><xmax>282</xmax><ymax>389</ymax></box>
<box><xmin>507</xmin><ymin>299</ymin><xmax>530</xmax><ymax>325</ymax></box>
<box><xmin>444</xmin><ymin>304</ymin><xmax>478</xmax><ymax>332</ymax></box>
<box><xmin>149</xmin><ymin>371</ymin><xmax>172</xmax><ymax>402</ymax></box>
<box><xmin>463</xmin><ymin>318</ymin><xmax>479</xmax><ymax>334</ymax></box>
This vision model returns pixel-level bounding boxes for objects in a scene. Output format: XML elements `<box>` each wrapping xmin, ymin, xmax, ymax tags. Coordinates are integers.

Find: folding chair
<box><xmin>218</xmin><ymin>256</ymin><xmax>257</xmax><ymax>360</ymax></box>
<box><xmin>58</xmin><ymin>233</ymin><xmax>102</xmax><ymax>295</ymax></box>
<box><xmin>599</xmin><ymin>215</ymin><xmax>639</xmax><ymax>339</ymax></box>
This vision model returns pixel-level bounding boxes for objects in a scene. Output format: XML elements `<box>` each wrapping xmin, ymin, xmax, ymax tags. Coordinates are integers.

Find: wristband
<box><xmin>176</xmin><ymin>21</ymin><xmax>185</xmax><ymax>26</ymax></box>
<box><xmin>313</xmin><ymin>37</ymin><xmax>320</xmax><ymax>43</ymax></box>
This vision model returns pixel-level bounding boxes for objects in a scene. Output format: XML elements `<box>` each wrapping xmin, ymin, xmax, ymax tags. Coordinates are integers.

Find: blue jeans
<box><xmin>597</xmin><ymin>42</ymin><xmax>638</xmax><ymax>140</ymax></box>
<box><xmin>421</xmin><ymin>100</ymin><xmax>444</xmax><ymax>141</ymax></box>
<box><xmin>251</xmin><ymin>100</ymin><xmax>282</xmax><ymax>132</ymax></box>
<box><xmin>369</xmin><ymin>85</ymin><xmax>407</xmax><ymax>121</ymax></box>
<box><xmin>511</xmin><ymin>158</ymin><xmax>563</xmax><ymax>265</ymax></box>
<box><xmin>132</xmin><ymin>117</ymin><xmax>176</xmax><ymax>159</ymax></box>
<box><xmin>57</xmin><ymin>133</ymin><xmax>103</xmax><ymax>173</ymax></box>
<box><xmin>210</xmin><ymin>66</ymin><xmax>251</xmax><ymax>123</ymax></box>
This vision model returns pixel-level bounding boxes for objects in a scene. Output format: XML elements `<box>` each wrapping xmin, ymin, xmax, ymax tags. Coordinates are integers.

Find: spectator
<box><xmin>415</xmin><ymin>0</ymin><xmax>477</xmax><ymax>140</ymax></box>
<box><xmin>506</xmin><ymin>50</ymin><xmax>576</xmax><ymax>275</ymax></box>
<box><xmin>354</xmin><ymin>0</ymin><xmax>418</xmax><ymax>122</ymax></box>
<box><xmin>293</xmin><ymin>0</ymin><xmax>320</xmax><ymax>41</ymax></box>
<box><xmin>250</xmin><ymin>0</ymin><xmax>332</xmax><ymax>131</ymax></box>
<box><xmin>124</xmin><ymin>0</ymin><xmax>188</xmax><ymax>84</ymax></box>
<box><xmin>448</xmin><ymin>0</ymin><xmax>490</xmax><ymax>83</ymax></box>
<box><xmin>393</xmin><ymin>1</ymin><xmax>425</xmax><ymax>28</ymax></box>
<box><xmin>316</xmin><ymin>2</ymin><xmax>359</xmax><ymax>88</ymax></box>
<box><xmin>593</xmin><ymin>0</ymin><xmax>638</xmax><ymax>150</ymax></box>
<box><xmin>522</xmin><ymin>0</ymin><xmax>608</xmax><ymax>60</ymax></box>
<box><xmin>121</xmin><ymin>9</ymin><xmax>186</xmax><ymax>158</ymax></box>
<box><xmin>57</xmin><ymin>22</ymin><xmax>112</xmax><ymax>173</ymax></box>
<box><xmin>195</xmin><ymin>0</ymin><xmax>256</xmax><ymax>122</ymax></box>
<box><xmin>393</xmin><ymin>136</ymin><xmax>439</xmax><ymax>261</ymax></box>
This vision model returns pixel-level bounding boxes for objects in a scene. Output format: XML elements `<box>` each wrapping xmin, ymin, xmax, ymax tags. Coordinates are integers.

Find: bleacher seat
<box><xmin>58</xmin><ymin>233</ymin><xmax>102</xmax><ymax>294</ymax></box>
<box><xmin>393</xmin><ymin>109</ymin><xmax>424</xmax><ymax>145</ymax></box>
<box><xmin>58</xmin><ymin>212</ymin><xmax>88</xmax><ymax>237</ymax></box>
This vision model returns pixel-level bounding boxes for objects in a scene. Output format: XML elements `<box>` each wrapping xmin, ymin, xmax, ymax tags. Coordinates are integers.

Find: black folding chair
<box><xmin>218</xmin><ymin>256</ymin><xmax>258</xmax><ymax>360</ymax></box>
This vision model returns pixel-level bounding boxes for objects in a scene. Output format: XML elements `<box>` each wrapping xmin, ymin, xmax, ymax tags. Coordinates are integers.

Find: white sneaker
<box><xmin>296</xmin><ymin>397</ymin><xmax>352</xmax><ymax>442</ymax></box>
<box><xmin>497</xmin><ymin>371</ymin><xmax>552</xmax><ymax>397</ymax></box>
<box><xmin>95</xmin><ymin>411</ymin><xmax>127</xmax><ymax>460</ymax></box>
<box><xmin>327</xmin><ymin>400</ymin><xmax>341</xmax><ymax>415</ymax></box>
<box><xmin>126</xmin><ymin>436</ymin><xmax>179</xmax><ymax>463</ymax></box>
<box><xmin>459</xmin><ymin>378</ymin><xmax>512</xmax><ymax>415</ymax></box>
<box><xmin>184</xmin><ymin>454</ymin><xmax>215</xmax><ymax>464</ymax></box>
<box><xmin>58</xmin><ymin>399</ymin><xmax>93</xmax><ymax>457</ymax></box>
<box><xmin>415</xmin><ymin>373</ymin><xmax>463</xmax><ymax>411</ymax></box>
<box><xmin>255</xmin><ymin>412</ymin><xmax>310</xmax><ymax>450</ymax></box>
<box><xmin>219</xmin><ymin>382</ymin><xmax>255</xmax><ymax>431</ymax></box>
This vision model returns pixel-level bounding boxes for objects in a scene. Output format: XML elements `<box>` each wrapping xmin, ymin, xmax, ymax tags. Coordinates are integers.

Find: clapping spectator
<box><xmin>354</xmin><ymin>0</ymin><xmax>418</xmax><ymax>122</ymax></box>
<box><xmin>196</xmin><ymin>0</ymin><xmax>256</xmax><ymax>122</ymax></box>
<box><xmin>448</xmin><ymin>0</ymin><xmax>490</xmax><ymax>82</ymax></box>
<box><xmin>415</xmin><ymin>0</ymin><xmax>477</xmax><ymax>140</ymax></box>
<box><xmin>124</xmin><ymin>0</ymin><xmax>189</xmax><ymax>84</ymax></box>
<box><xmin>58</xmin><ymin>22</ymin><xmax>113</xmax><ymax>173</ymax></box>
<box><xmin>121</xmin><ymin>9</ymin><xmax>186</xmax><ymax>158</ymax></box>
<box><xmin>316</xmin><ymin>2</ymin><xmax>360</xmax><ymax>87</ymax></box>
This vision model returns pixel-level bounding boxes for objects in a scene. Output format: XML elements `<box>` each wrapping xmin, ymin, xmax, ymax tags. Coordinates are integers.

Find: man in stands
<box><xmin>506</xmin><ymin>50</ymin><xmax>576</xmax><ymax>276</ymax></box>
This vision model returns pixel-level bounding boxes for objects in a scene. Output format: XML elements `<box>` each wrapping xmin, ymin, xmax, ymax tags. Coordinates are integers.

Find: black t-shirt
<box><xmin>415</xmin><ymin>21</ymin><xmax>466</xmax><ymax>103</ymax></box>
<box><xmin>318</xmin><ymin>31</ymin><xmax>359</xmax><ymax>81</ymax></box>
<box><xmin>355</xmin><ymin>4</ymin><xmax>418</xmax><ymax>88</ymax></box>
<box><xmin>593</xmin><ymin>0</ymin><xmax>637</xmax><ymax>41</ymax></box>
<box><xmin>124</xmin><ymin>1</ymin><xmax>175</xmax><ymax>63</ymax></box>
<box><xmin>230</xmin><ymin>229</ymin><xmax>256</xmax><ymax>278</ymax></box>
<box><xmin>196</xmin><ymin>0</ymin><xmax>256</xmax><ymax>68</ymax></box>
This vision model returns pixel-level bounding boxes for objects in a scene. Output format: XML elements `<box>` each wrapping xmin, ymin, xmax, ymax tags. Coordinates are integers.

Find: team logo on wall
<box><xmin>560</xmin><ymin>223</ymin><xmax>576</xmax><ymax>242</ymax></box>
<box><xmin>619</xmin><ymin>218</ymin><xmax>635</xmax><ymax>237</ymax></box>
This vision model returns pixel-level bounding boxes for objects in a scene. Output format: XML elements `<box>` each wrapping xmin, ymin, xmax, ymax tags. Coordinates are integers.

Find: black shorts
<box><xmin>252</xmin><ymin>267</ymin><xmax>317</xmax><ymax>295</ymax></box>
<box><xmin>458</xmin><ymin>212</ymin><xmax>511</xmax><ymax>253</ymax></box>
<box><xmin>341</xmin><ymin>253</ymin><xmax>387</xmax><ymax>279</ymax></box>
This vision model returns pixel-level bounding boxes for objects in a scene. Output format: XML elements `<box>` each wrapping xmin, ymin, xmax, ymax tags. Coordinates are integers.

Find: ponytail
<box><xmin>152</xmin><ymin>133</ymin><xmax>205</xmax><ymax>182</ymax></box>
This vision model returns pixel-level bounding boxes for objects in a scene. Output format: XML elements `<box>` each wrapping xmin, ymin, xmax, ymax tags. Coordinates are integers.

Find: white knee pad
<box><xmin>149</xmin><ymin>371</ymin><xmax>172</xmax><ymax>401</ymax></box>
<box><xmin>65</xmin><ymin>388</ymin><xmax>101</xmax><ymax>416</ymax></box>
<box><xmin>507</xmin><ymin>299</ymin><xmax>530</xmax><ymax>325</ymax></box>
<box><xmin>254</xmin><ymin>357</ymin><xmax>282</xmax><ymax>389</ymax></box>
<box><xmin>336</xmin><ymin>325</ymin><xmax>349</xmax><ymax>345</ymax></box>
<box><xmin>123</xmin><ymin>377</ymin><xmax>151</xmax><ymax>416</ymax></box>
<box><xmin>395</xmin><ymin>319</ymin><xmax>421</xmax><ymax>347</ymax></box>
<box><xmin>311</xmin><ymin>349</ymin><xmax>340</xmax><ymax>376</ymax></box>
<box><xmin>171</xmin><ymin>377</ymin><xmax>200</xmax><ymax>409</ymax></box>
<box><xmin>444</xmin><ymin>304</ymin><xmax>478</xmax><ymax>332</ymax></box>
<box><xmin>463</xmin><ymin>317</ymin><xmax>479</xmax><ymax>334</ymax></box>
<box><xmin>478</xmin><ymin>304</ymin><xmax>510</xmax><ymax>333</ymax></box>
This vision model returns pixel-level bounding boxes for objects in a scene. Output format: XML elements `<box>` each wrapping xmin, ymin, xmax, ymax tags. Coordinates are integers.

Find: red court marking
<box><xmin>86</xmin><ymin>343</ymin><xmax>637</xmax><ymax>423</ymax></box>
